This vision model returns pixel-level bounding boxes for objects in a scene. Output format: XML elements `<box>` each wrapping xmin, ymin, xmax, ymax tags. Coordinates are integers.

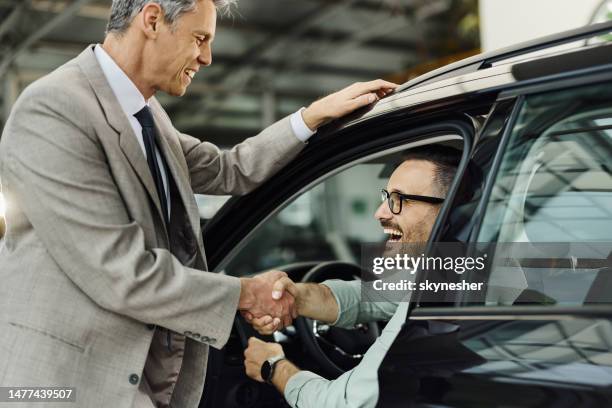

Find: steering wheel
<box><xmin>294</xmin><ymin>261</ymin><xmax>380</xmax><ymax>378</ymax></box>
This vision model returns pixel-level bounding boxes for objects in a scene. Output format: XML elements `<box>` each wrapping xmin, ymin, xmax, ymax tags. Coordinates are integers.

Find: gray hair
<box><xmin>106</xmin><ymin>0</ymin><xmax>236</xmax><ymax>35</ymax></box>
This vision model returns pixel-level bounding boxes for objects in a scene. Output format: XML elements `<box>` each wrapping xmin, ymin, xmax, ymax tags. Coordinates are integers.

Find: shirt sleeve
<box><xmin>283</xmin><ymin>302</ymin><xmax>409</xmax><ymax>408</ymax></box>
<box><xmin>290</xmin><ymin>108</ymin><xmax>316</xmax><ymax>142</ymax></box>
<box><xmin>321</xmin><ymin>279</ymin><xmax>400</xmax><ymax>329</ymax></box>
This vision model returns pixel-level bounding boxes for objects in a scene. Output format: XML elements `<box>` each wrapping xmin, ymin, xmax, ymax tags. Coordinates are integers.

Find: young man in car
<box><xmin>243</xmin><ymin>145</ymin><xmax>462</xmax><ymax>408</ymax></box>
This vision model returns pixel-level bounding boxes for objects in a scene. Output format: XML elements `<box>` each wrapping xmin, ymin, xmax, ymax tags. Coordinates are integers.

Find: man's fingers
<box><xmin>248</xmin><ymin>336</ymin><xmax>264</xmax><ymax>346</ymax></box>
<box><xmin>282</xmin><ymin>314</ymin><xmax>292</xmax><ymax>329</ymax></box>
<box><xmin>347</xmin><ymin>93</ymin><xmax>378</xmax><ymax>111</ymax></box>
<box><xmin>241</xmin><ymin>310</ymin><xmax>254</xmax><ymax>322</ymax></box>
<box><xmin>255</xmin><ymin>323</ymin><xmax>276</xmax><ymax>335</ymax></box>
<box><xmin>245</xmin><ymin>361</ymin><xmax>263</xmax><ymax>382</ymax></box>
<box><xmin>272</xmin><ymin>317</ymin><xmax>281</xmax><ymax>329</ymax></box>
<box><xmin>253</xmin><ymin>315</ymin><xmax>272</xmax><ymax>326</ymax></box>
<box><xmin>251</xmin><ymin>315</ymin><xmax>277</xmax><ymax>334</ymax></box>
<box><xmin>376</xmin><ymin>87</ymin><xmax>395</xmax><ymax>98</ymax></box>
<box><xmin>272</xmin><ymin>276</ymin><xmax>297</xmax><ymax>299</ymax></box>
<box><xmin>291</xmin><ymin>304</ymin><xmax>298</xmax><ymax>319</ymax></box>
<box><xmin>256</xmin><ymin>323</ymin><xmax>277</xmax><ymax>335</ymax></box>
<box><xmin>347</xmin><ymin>79</ymin><xmax>399</xmax><ymax>98</ymax></box>
<box><xmin>366</xmin><ymin>79</ymin><xmax>399</xmax><ymax>91</ymax></box>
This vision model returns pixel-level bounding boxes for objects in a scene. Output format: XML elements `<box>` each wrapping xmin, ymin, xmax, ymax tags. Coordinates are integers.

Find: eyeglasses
<box><xmin>381</xmin><ymin>189</ymin><xmax>444</xmax><ymax>215</ymax></box>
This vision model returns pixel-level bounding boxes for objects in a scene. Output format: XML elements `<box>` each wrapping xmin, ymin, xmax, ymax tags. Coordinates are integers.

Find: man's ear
<box><xmin>140</xmin><ymin>3</ymin><xmax>164</xmax><ymax>39</ymax></box>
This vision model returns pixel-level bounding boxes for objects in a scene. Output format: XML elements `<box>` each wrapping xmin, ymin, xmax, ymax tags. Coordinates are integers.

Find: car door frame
<box><xmin>200</xmin><ymin>108</ymin><xmax>489</xmax><ymax>408</ymax></box>
<box><xmin>375</xmin><ymin>69</ymin><xmax>612</xmax><ymax>408</ymax></box>
<box><xmin>204</xmin><ymin>109</ymin><xmax>489</xmax><ymax>272</ymax></box>
<box><xmin>408</xmin><ymin>59</ymin><xmax>612</xmax><ymax>322</ymax></box>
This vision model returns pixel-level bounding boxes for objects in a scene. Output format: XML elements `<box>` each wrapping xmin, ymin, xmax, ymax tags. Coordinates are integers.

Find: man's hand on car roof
<box><xmin>301</xmin><ymin>79</ymin><xmax>399</xmax><ymax>130</ymax></box>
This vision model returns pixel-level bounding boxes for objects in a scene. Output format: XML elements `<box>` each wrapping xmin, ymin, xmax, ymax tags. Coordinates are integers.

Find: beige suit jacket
<box><xmin>0</xmin><ymin>45</ymin><xmax>304</xmax><ymax>407</ymax></box>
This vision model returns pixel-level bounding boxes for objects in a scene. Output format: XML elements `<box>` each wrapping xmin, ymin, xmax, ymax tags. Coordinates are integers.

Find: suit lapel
<box><xmin>75</xmin><ymin>45</ymin><xmax>166</xmax><ymax>229</ymax></box>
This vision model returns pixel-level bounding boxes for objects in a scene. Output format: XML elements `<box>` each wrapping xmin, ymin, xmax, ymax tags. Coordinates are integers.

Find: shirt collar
<box><xmin>94</xmin><ymin>44</ymin><xmax>148</xmax><ymax>117</ymax></box>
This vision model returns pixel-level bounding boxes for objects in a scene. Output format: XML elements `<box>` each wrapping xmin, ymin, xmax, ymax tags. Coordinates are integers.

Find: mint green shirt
<box><xmin>283</xmin><ymin>280</ymin><xmax>405</xmax><ymax>408</ymax></box>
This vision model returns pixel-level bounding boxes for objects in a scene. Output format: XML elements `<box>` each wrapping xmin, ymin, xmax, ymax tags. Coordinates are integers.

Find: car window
<box><xmin>475</xmin><ymin>82</ymin><xmax>612</xmax><ymax>306</ymax></box>
<box><xmin>222</xmin><ymin>139</ymin><xmax>464</xmax><ymax>277</ymax></box>
<box><xmin>223</xmin><ymin>160</ymin><xmax>390</xmax><ymax>277</ymax></box>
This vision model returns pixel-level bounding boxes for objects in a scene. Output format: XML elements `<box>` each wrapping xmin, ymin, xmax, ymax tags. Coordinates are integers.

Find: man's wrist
<box><xmin>295</xmin><ymin>283</ymin><xmax>339</xmax><ymax>324</ymax></box>
<box><xmin>319</xmin><ymin>284</ymin><xmax>340</xmax><ymax>324</ymax></box>
<box><xmin>295</xmin><ymin>283</ymin><xmax>308</xmax><ymax>315</ymax></box>
<box><xmin>262</xmin><ymin>354</ymin><xmax>286</xmax><ymax>384</ymax></box>
<box><xmin>239</xmin><ymin>277</ymin><xmax>255</xmax><ymax>310</ymax></box>
<box><xmin>301</xmin><ymin>104</ymin><xmax>326</xmax><ymax>131</ymax></box>
<box><xmin>271</xmin><ymin>358</ymin><xmax>301</xmax><ymax>394</ymax></box>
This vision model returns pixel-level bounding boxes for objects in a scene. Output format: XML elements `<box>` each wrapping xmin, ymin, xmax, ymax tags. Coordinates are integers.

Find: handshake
<box><xmin>238</xmin><ymin>270</ymin><xmax>338</xmax><ymax>334</ymax></box>
<box><xmin>239</xmin><ymin>270</ymin><xmax>341</xmax><ymax>388</ymax></box>
<box><xmin>238</xmin><ymin>270</ymin><xmax>300</xmax><ymax>334</ymax></box>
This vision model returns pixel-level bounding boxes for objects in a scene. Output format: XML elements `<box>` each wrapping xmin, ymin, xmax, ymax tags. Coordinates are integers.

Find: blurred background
<box><xmin>0</xmin><ymin>0</ymin><xmax>610</xmax><ymax>242</ymax></box>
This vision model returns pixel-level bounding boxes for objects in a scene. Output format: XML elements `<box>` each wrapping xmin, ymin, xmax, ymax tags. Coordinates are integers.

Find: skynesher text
<box><xmin>372</xmin><ymin>279</ymin><xmax>484</xmax><ymax>292</ymax></box>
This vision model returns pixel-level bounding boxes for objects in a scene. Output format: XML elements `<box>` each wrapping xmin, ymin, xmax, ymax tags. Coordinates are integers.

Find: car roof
<box><xmin>338</xmin><ymin>20</ymin><xmax>612</xmax><ymax>129</ymax></box>
<box><xmin>398</xmin><ymin>20</ymin><xmax>612</xmax><ymax>93</ymax></box>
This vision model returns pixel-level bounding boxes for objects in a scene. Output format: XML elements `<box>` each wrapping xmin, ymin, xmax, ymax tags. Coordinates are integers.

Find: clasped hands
<box><xmin>239</xmin><ymin>270</ymin><xmax>300</xmax><ymax>387</ymax></box>
<box><xmin>238</xmin><ymin>270</ymin><xmax>298</xmax><ymax>332</ymax></box>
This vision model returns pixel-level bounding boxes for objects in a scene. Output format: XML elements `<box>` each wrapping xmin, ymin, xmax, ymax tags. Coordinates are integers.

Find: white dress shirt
<box><xmin>94</xmin><ymin>44</ymin><xmax>172</xmax><ymax>218</ymax></box>
<box><xmin>93</xmin><ymin>44</ymin><xmax>315</xmax><ymax>220</ymax></box>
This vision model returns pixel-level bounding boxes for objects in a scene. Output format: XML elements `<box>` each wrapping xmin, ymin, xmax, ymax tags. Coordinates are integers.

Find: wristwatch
<box><xmin>260</xmin><ymin>354</ymin><xmax>286</xmax><ymax>385</ymax></box>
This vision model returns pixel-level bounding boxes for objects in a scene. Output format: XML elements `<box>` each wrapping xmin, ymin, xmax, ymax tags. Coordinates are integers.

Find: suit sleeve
<box><xmin>0</xmin><ymin>85</ymin><xmax>239</xmax><ymax>349</ymax></box>
<box><xmin>176</xmin><ymin>115</ymin><xmax>306</xmax><ymax>195</ymax></box>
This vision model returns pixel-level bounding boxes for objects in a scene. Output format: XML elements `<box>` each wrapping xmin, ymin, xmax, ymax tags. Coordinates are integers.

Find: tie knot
<box><xmin>134</xmin><ymin>106</ymin><xmax>155</xmax><ymax>128</ymax></box>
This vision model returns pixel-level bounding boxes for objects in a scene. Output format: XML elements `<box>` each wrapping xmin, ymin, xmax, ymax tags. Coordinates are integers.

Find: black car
<box><xmin>200</xmin><ymin>21</ymin><xmax>612</xmax><ymax>408</ymax></box>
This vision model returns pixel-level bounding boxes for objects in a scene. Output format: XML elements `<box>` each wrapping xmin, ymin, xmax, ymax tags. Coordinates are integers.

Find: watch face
<box><xmin>261</xmin><ymin>361</ymin><xmax>272</xmax><ymax>382</ymax></box>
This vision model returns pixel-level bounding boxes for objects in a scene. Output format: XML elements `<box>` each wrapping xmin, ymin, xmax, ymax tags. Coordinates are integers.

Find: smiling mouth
<box><xmin>383</xmin><ymin>228</ymin><xmax>403</xmax><ymax>242</ymax></box>
<box><xmin>184</xmin><ymin>69</ymin><xmax>196</xmax><ymax>83</ymax></box>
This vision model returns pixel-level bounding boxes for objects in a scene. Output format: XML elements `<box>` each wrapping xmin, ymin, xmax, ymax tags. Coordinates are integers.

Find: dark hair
<box><xmin>401</xmin><ymin>145</ymin><xmax>462</xmax><ymax>198</ymax></box>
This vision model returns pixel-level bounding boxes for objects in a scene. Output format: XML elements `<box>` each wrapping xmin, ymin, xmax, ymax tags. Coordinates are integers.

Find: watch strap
<box><xmin>264</xmin><ymin>354</ymin><xmax>286</xmax><ymax>384</ymax></box>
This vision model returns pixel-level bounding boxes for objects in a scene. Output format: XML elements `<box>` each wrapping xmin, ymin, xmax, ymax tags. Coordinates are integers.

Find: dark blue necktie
<box><xmin>134</xmin><ymin>106</ymin><xmax>169</xmax><ymax>226</ymax></box>
<box><xmin>133</xmin><ymin>106</ymin><xmax>173</xmax><ymax>351</ymax></box>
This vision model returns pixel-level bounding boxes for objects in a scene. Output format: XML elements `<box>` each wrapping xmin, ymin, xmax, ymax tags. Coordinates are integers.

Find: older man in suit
<box><xmin>0</xmin><ymin>0</ymin><xmax>397</xmax><ymax>407</ymax></box>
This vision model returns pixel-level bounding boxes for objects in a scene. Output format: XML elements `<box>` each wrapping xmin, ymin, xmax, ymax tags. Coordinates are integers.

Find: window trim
<box><xmin>468</xmin><ymin>96</ymin><xmax>525</xmax><ymax>245</ymax></box>
<box><xmin>500</xmin><ymin>66</ymin><xmax>612</xmax><ymax>99</ymax></box>
<box><xmin>409</xmin><ymin>305</ymin><xmax>612</xmax><ymax>321</ymax></box>
<box><xmin>409</xmin><ymin>122</ymin><xmax>477</xmax><ymax>308</ymax></box>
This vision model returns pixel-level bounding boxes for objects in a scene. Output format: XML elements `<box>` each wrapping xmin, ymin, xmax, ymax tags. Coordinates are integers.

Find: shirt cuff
<box><xmin>284</xmin><ymin>370</ymin><xmax>327</xmax><ymax>408</ymax></box>
<box><xmin>290</xmin><ymin>108</ymin><xmax>316</xmax><ymax>142</ymax></box>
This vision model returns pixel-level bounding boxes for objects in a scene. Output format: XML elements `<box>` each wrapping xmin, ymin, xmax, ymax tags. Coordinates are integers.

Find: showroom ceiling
<box><xmin>0</xmin><ymin>0</ymin><xmax>479</xmax><ymax>145</ymax></box>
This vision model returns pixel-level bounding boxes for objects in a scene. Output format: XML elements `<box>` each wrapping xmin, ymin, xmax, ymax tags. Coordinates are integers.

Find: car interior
<box><xmin>200</xmin><ymin>136</ymin><xmax>466</xmax><ymax>408</ymax></box>
<box><xmin>478</xmin><ymin>84</ymin><xmax>612</xmax><ymax>308</ymax></box>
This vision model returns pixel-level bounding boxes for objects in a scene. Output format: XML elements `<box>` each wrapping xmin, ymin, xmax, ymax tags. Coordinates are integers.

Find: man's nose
<box><xmin>198</xmin><ymin>46</ymin><xmax>212</xmax><ymax>67</ymax></box>
<box><xmin>374</xmin><ymin>201</ymin><xmax>392</xmax><ymax>221</ymax></box>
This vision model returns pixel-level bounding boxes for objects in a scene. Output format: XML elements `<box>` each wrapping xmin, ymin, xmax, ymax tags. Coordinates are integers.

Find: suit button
<box><xmin>209</xmin><ymin>338</ymin><xmax>216</xmax><ymax>345</ymax></box>
<box><xmin>184</xmin><ymin>331</ymin><xmax>192</xmax><ymax>336</ymax></box>
<box><xmin>146</xmin><ymin>324</ymin><xmax>155</xmax><ymax>330</ymax></box>
<box><xmin>201</xmin><ymin>336</ymin><xmax>210</xmax><ymax>342</ymax></box>
<box><xmin>193</xmin><ymin>333</ymin><xmax>200</xmax><ymax>339</ymax></box>
<box><xmin>129</xmin><ymin>374</ymin><xmax>139</xmax><ymax>385</ymax></box>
